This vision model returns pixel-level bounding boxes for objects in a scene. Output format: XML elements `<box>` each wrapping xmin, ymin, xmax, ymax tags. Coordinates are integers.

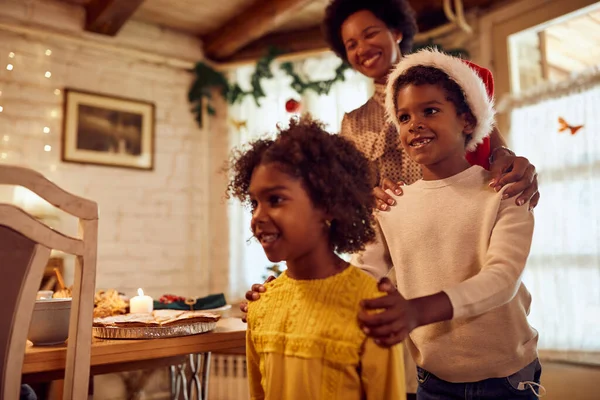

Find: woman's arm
<box><xmin>488</xmin><ymin>126</ymin><xmax>540</xmax><ymax>209</ymax></box>
<box><xmin>465</xmin><ymin>59</ymin><xmax>540</xmax><ymax>208</ymax></box>
<box><xmin>351</xmin><ymin>221</ymin><xmax>394</xmax><ymax>279</ymax></box>
<box><xmin>489</xmin><ymin>125</ymin><xmax>507</xmax><ymax>150</ymax></box>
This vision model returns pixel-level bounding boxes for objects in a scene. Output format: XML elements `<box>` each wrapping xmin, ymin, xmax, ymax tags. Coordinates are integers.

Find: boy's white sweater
<box><xmin>354</xmin><ymin>166</ymin><xmax>538</xmax><ymax>382</ymax></box>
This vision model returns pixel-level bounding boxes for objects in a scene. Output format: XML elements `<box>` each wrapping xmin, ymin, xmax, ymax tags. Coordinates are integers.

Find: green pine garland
<box><xmin>188</xmin><ymin>44</ymin><xmax>466</xmax><ymax>128</ymax></box>
<box><xmin>188</xmin><ymin>47</ymin><xmax>349</xmax><ymax>128</ymax></box>
<box><xmin>226</xmin><ymin>46</ymin><xmax>282</xmax><ymax>107</ymax></box>
<box><xmin>281</xmin><ymin>61</ymin><xmax>349</xmax><ymax>96</ymax></box>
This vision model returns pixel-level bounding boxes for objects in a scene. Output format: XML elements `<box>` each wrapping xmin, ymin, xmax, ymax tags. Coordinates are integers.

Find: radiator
<box><xmin>208</xmin><ymin>354</ymin><xmax>249</xmax><ymax>400</ymax></box>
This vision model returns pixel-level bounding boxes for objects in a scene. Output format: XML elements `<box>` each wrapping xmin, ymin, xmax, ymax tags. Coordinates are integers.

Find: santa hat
<box><xmin>385</xmin><ymin>48</ymin><xmax>495</xmax><ymax>152</ymax></box>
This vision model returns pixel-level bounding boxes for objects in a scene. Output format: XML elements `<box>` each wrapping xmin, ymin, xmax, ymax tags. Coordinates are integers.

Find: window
<box><xmin>503</xmin><ymin>4</ymin><xmax>600</xmax><ymax>355</ymax></box>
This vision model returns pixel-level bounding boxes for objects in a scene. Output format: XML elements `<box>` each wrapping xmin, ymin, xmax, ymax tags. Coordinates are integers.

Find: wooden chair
<box><xmin>0</xmin><ymin>164</ymin><xmax>98</xmax><ymax>400</ymax></box>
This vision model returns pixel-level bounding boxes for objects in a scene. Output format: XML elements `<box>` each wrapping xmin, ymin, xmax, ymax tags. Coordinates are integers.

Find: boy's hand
<box><xmin>358</xmin><ymin>278</ymin><xmax>454</xmax><ymax>347</ymax></box>
<box><xmin>374</xmin><ymin>179</ymin><xmax>404</xmax><ymax>211</ymax></box>
<box><xmin>358</xmin><ymin>278</ymin><xmax>418</xmax><ymax>347</ymax></box>
<box><xmin>240</xmin><ymin>275</ymin><xmax>276</xmax><ymax>323</ymax></box>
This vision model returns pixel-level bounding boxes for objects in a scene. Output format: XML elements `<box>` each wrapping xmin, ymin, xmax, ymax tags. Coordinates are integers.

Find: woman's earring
<box><xmin>325</xmin><ymin>220</ymin><xmax>332</xmax><ymax>228</ymax></box>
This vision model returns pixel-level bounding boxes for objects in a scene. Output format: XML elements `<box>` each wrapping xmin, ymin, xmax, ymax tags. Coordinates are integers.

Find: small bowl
<box><xmin>27</xmin><ymin>298</ymin><xmax>71</xmax><ymax>346</ymax></box>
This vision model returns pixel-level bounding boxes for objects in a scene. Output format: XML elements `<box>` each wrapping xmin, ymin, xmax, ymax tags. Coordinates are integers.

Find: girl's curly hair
<box><xmin>226</xmin><ymin>116</ymin><xmax>377</xmax><ymax>254</ymax></box>
<box><xmin>323</xmin><ymin>0</ymin><xmax>418</xmax><ymax>62</ymax></box>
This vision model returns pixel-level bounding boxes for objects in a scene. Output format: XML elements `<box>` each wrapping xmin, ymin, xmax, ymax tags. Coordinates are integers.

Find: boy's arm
<box><xmin>246</xmin><ymin>330</ymin><xmax>265</xmax><ymax>400</ymax></box>
<box><xmin>360</xmin><ymin>338</ymin><xmax>407</xmax><ymax>400</ymax></box>
<box><xmin>442</xmin><ymin>192</ymin><xmax>534</xmax><ymax>320</ymax></box>
<box><xmin>359</xmin><ymin>194</ymin><xmax>534</xmax><ymax>345</ymax></box>
<box><xmin>351</xmin><ymin>221</ymin><xmax>394</xmax><ymax>279</ymax></box>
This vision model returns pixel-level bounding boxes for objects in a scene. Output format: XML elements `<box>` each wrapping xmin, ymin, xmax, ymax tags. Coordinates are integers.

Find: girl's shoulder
<box><xmin>347</xmin><ymin>266</ymin><xmax>388</xmax><ymax>298</ymax></box>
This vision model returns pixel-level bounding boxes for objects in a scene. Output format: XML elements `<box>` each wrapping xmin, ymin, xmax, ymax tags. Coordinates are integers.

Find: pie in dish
<box><xmin>93</xmin><ymin>309</ymin><xmax>221</xmax><ymax>328</ymax></box>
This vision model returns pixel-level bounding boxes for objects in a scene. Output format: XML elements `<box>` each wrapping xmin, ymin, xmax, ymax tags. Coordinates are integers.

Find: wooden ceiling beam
<box><xmin>225</xmin><ymin>27</ymin><xmax>328</xmax><ymax>64</ymax></box>
<box><xmin>220</xmin><ymin>10</ymin><xmax>467</xmax><ymax>63</ymax></box>
<box><xmin>202</xmin><ymin>0</ymin><xmax>315</xmax><ymax>61</ymax></box>
<box><xmin>218</xmin><ymin>0</ymin><xmax>503</xmax><ymax>63</ymax></box>
<box><xmin>85</xmin><ymin>0</ymin><xmax>146</xmax><ymax>36</ymax></box>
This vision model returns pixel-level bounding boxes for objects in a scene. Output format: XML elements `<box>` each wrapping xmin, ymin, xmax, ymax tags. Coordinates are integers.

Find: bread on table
<box><xmin>93</xmin><ymin>309</ymin><xmax>221</xmax><ymax>328</ymax></box>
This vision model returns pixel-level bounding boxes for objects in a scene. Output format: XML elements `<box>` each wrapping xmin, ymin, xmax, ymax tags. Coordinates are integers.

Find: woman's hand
<box><xmin>239</xmin><ymin>275</ymin><xmax>276</xmax><ymax>322</ymax></box>
<box><xmin>374</xmin><ymin>178</ymin><xmax>405</xmax><ymax>211</ymax></box>
<box><xmin>489</xmin><ymin>153</ymin><xmax>540</xmax><ymax>210</ymax></box>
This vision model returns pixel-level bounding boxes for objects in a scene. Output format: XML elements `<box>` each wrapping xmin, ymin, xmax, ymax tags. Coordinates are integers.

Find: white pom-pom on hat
<box><xmin>385</xmin><ymin>48</ymin><xmax>495</xmax><ymax>152</ymax></box>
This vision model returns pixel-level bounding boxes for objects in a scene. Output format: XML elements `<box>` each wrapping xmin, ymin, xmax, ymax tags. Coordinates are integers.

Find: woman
<box><xmin>323</xmin><ymin>0</ymin><xmax>539</xmax><ymax>210</ymax></box>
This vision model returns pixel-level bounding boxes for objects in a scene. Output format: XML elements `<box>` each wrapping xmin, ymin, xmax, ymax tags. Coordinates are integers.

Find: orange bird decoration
<box><xmin>558</xmin><ymin>117</ymin><xmax>583</xmax><ymax>135</ymax></box>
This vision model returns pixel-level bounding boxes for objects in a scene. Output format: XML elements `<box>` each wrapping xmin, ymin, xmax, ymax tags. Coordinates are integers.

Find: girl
<box><xmin>357</xmin><ymin>48</ymin><xmax>542</xmax><ymax>399</ymax></box>
<box><xmin>227</xmin><ymin>116</ymin><xmax>406</xmax><ymax>400</ymax></box>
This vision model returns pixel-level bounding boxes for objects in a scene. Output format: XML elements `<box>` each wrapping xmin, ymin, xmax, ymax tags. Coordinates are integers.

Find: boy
<box><xmin>356</xmin><ymin>49</ymin><xmax>543</xmax><ymax>399</ymax></box>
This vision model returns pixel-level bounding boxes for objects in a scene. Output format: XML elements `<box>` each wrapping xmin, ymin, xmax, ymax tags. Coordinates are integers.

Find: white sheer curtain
<box><xmin>226</xmin><ymin>52</ymin><xmax>372</xmax><ymax>300</ymax></box>
<box><xmin>503</xmin><ymin>67</ymin><xmax>600</xmax><ymax>356</ymax></box>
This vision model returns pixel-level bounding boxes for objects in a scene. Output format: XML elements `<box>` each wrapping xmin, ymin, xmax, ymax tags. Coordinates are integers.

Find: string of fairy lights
<box><xmin>0</xmin><ymin>46</ymin><xmax>62</xmax><ymax>170</ymax></box>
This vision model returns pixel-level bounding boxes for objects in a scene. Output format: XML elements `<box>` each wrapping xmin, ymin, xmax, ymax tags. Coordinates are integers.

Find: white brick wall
<box><xmin>0</xmin><ymin>0</ymin><xmax>229</xmax><ymax>301</ymax></box>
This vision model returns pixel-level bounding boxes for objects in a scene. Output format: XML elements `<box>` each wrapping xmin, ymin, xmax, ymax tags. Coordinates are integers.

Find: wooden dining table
<box><xmin>22</xmin><ymin>318</ymin><xmax>247</xmax><ymax>399</ymax></box>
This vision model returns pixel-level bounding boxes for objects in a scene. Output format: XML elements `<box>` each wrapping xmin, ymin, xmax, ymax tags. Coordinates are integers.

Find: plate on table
<box><xmin>92</xmin><ymin>310</ymin><xmax>221</xmax><ymax>339</ymax></box>
<box><xmin>93</xmin><ymin>321</ymin><xmax>218</xmax><ymax>339</ymax></box>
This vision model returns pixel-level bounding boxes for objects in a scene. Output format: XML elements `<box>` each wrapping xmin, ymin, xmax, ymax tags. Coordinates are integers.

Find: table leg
<box><xmin>186</xmin><ymin>352</ymin><xmax>211</xmax><ymax>400</ymax></box>
<box><xmin>170</xmin><ymin>362</ymin><xmax>189</xmax><ymax>400</ymax></box>
<box><xmin>169</xmin><ymin>366</ymin><xmax>176</xmax><ymax>398</ymax></box>
<box><xmin>200</xmin><ymin>353</ymin><xmax>211</xmax><ymax>399</ymax></box>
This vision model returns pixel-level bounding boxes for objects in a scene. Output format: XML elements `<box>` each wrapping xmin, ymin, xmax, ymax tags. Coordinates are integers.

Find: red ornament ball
<box><xmin>285</xmin><ymin>98</ymin><xmax>301</xmax><ymax>113</ymax></box>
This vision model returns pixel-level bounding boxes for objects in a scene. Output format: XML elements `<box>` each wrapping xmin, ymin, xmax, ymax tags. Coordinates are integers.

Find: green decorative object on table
<box><xmin>154</xmin><ymin>293</ymin><xmax>227</xmax><ymax>311</ymax></box>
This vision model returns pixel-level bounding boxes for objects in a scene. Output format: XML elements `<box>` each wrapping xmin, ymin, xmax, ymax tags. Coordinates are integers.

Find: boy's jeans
<box><xmin>416</xmin><ymin>358</ymin><xmax>543</xmax><ymax>400</ymax></box>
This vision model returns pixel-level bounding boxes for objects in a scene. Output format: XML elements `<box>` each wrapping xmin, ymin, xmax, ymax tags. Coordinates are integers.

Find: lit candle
<box><xmin>129</xmin><ymin>288</ymin><xmax>153</xmax><ymax>314</ymax></box>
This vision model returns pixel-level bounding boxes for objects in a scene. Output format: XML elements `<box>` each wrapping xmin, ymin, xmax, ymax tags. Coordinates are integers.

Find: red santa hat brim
<box><xmin>385</xmin><ymin>48</ymin><xmax>495</xmax><ymax>152</ymax></box>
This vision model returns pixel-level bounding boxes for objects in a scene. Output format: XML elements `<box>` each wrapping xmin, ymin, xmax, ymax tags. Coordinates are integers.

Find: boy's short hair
<box><xmin>386</xmin><ymin>49</ymin><xmax>495</xmax><ymax>151</ymax></box>
<box><xmin>393</xmin><ymin>65</ymin><xmax>473</xmax><ymax>121</ymax></box>
<box><xmin>227</xmin><ymin>115</ymin><xmax>377</xmax><ymax>254</ymax></box>
<box><xmin>323</xmin><ymin>0</ymin><xmax>418</xmax><ymax>62</ymax></box>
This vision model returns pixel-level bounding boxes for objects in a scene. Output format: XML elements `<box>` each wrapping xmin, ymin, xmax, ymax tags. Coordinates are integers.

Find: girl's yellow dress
<box><xmin>246</xmin><ymin>266</ymin><xmax>406</xmax><ymax>400</ymax></box>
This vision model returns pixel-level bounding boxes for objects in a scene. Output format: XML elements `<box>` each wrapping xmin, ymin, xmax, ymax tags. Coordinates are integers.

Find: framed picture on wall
<box><xmin>62</xmin><ymin>89</ymin><xmax>155</xmax><ymax>170</ymax></box>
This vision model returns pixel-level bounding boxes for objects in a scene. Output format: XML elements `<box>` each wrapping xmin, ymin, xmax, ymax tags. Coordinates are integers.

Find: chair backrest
<box><xmin>0</xmin><ymin>164</ymin><xmax>98</xmax><ymax>400</ymax></box>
